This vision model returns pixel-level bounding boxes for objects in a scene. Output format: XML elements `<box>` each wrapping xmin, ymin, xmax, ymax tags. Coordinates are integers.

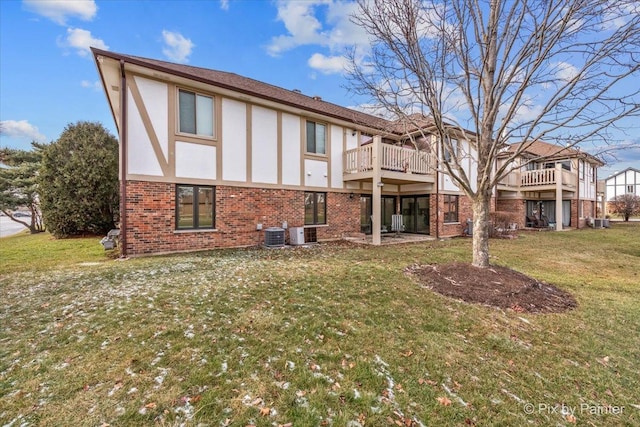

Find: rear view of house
<box><xmin>92</xmin><ymin>49</ymin><xmax>479</xmax><ymax>256</ymax></box>
<box><xmin>93</xmin><ymin>49</ymin><xmax>602</xmax><ymax>256</ymax></box>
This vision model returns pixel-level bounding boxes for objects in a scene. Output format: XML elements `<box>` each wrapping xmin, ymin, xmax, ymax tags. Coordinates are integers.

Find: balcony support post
<box><xmin>555</xmin><ymin>163</ymin><xmax>563</xmax><ymax>231</ymax></box>
<box><xmin>372</xmin><ymin>135</ymin><xmax>382</xmax><ymax>245</ymax></box>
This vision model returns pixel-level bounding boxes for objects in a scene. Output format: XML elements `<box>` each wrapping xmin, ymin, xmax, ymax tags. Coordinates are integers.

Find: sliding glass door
<box><xmin>401</xmin><ymin>195</ymin><xmax>430</xmax><ymax>234</ymax></box>
<box><xmin>360</xmin><ymin>195</ymin><xmax>397</xmax><ymax>234</ymax></box>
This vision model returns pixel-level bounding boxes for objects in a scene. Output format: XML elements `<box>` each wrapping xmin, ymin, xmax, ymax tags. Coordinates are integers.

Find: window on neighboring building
<box><xmin>304</xmin><ymin>192</ymin><xmax>326</xmax><ymax>225</ymax></box>
<box><xmin>176</xmin><ymin>185</ymin><xmax>215</xmax><ymax>229</ymax></box>
<box><xmin>443</xmin><ymin>195</ymin><xmax>459</xmax><ymax>223</ymax></box>
<box><xmin>178</xmin><ymin>89</ymin><xmax>214</xmax><ymax>137</ymax></box>
<box><xmin>544</xmin><ymin>161</ymin><xmax>570</xmax><ymax>171</ymax></box>
<box><xmin>306</xmin><ymin>121</ymin><xmax>326</xmax><ymax>154</ymax></box>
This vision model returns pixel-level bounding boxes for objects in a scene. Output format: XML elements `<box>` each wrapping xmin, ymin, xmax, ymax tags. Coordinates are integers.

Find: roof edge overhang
<box><xmin>91</xmin><ymin>48</ymin><xmax>401</xmax><ymax>136</ymax></box>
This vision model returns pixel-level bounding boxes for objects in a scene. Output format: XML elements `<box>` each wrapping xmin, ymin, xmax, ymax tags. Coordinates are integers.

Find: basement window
<box><xmin>176</xmin><ymin>185</ymin><xmax>215</xmax><ymax>229</ymax></box>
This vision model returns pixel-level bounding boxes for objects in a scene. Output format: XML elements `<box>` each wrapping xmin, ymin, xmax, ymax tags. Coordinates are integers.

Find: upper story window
<box><xmin>579</xmin><ymin>161</ymin><xmax>585</xmax><ymax>180</ymax></box>
<box><xmin>628</xmin><ymin>185</ymin><xmax>635</xmax><ymax>194</ymax></box>
<box><xmin>544</xmin><ymin>161</ymin><xmax>570</xmax><ymax>171</ymax></box>
<box><xmin>443</xmin><ymin>138</ymin><xmax>459</xmax><ymax>163</ymax></box>
<box><xmin>178</xmin><ymin>89</ymin><xmax>214</xmax><ymax>137</ymax></box>
<box><xmin>306</xmin><ymin>121</ymin><xmax>326</xmax><ymax>155</ymax></box>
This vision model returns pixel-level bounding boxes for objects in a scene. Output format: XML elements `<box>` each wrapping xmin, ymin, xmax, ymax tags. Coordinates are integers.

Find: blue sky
<box><xmin>1</xmin><ymin>0</ymin><xmax>638</xmax><ymax>177</ymax></box>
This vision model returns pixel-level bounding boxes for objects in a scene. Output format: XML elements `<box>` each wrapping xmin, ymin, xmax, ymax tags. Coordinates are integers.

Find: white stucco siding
<box><xmin>605</xmin><ymin>169</ymin><xmax>640</xmax><ymax>200</ymax></box>
<box><xmin>582</xmin><ymin>181</ymin><xmax>596</xmax><ymax>199</ymax></box>
<box><xmin>175</xmin><ymin>141</ymin><xmax>216</xmax><ymax>180</ymax></box>
<box><xmin>346</xmin><ymin>130</ymin><xmax>358</xmax><ymax>150</ymax></box>
<box><xmin>281</xmin><ymin>113</ymin><xmax>301</xmax><ymax>186</ymax></box>
<box><xmin>134</xmin><ymin>76</ymin><xmax>168</xmax><ymax>160</ymax></box>
<box><xmin>464</xmin><ymin>141</ymin><xmax>477</xmax><ymax>192</ymax></box>
<box><xmin>127</xmin><ymin>88</ymin><xmax>163</xmax><ymax>176</ymax></box>
<box><xmin>441</xmin><ymin>172</ymin><xmax>459</xmax><ymax>192</ymax></box>
<box><xmin>330</xmin><ymin>125</ymin><xmax>344</xmax><ymax>189</ymax></box>
<box><xmin>251</xmin><ymin>106</ymin><xmax>278</xmax><ymax>184</ymax></box>
<box><xmin>221</xmin><ymin>98</ymin><xmax>247</xmax><ymax>182</ymax></box>
<box><xmin>304</xmin><ymin>159</ymin><xmax>328</xmax><ymax>188</ymax></box>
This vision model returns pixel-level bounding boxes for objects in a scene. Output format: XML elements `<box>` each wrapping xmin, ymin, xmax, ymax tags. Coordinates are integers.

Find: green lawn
<box><xmin>1</xmin><ymin>224</ymin><xmax>638</xmax><ymax>426</ymax></box>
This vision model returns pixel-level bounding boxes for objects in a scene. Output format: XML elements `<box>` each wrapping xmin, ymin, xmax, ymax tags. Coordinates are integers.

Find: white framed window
<box><xmin>443</xmin><ymin>138</ymin><xmax>459</xmax><ymax>163</ymax></box>
<box><xmin>306</xmin><ymin>121</ymin><xmax>326</xmax><ymax>154</ymax></box>
<box><xmin>178</xmin><ymin>89</ymin><xmax>214</xmax><ymax>137</ymax></box>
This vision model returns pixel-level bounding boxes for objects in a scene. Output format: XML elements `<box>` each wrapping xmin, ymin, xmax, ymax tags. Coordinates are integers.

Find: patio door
<box><xmin>401</xmin><ymin>195</ymin><xmax>430</xmax><ymax>234</ymax></box>
<box><xmin>526</xmin><ymin>200</ymin><xmax>571</xmax><ymax>226</ymax></box>
<box><xmin>360</xmin><ymin>195</ymin><xmax>396</xmax><ymax>234</ymax></box>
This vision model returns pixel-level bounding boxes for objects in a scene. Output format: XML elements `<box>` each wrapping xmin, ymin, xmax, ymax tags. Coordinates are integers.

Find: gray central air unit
<box><xmin>289</xmin><ymin>227</ymin><xmax>305</xmax><ymax>245</ymax></box>
<box><xmin>264</xmin><ymin>227</ymin><xmax>285</xmax><ymax>247</ymax></box>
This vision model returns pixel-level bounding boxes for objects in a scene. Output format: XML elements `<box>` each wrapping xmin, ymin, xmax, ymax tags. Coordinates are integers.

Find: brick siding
<box><xmin>434</xmin><ymin>194</ymin><xmax>475</xmax><ymax>237</ymax></box>
<box><xmin>496</xmin><ymin>199</ymin><xmax>526</xmax><ymax>229</ymax></box>
<box><xmin>123</xmin><ymin>180</ymin><xmax>360</xmax><ymax>256</ymax></box>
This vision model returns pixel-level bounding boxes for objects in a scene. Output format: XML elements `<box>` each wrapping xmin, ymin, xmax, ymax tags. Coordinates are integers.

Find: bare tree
<box><xmin>609</xmin><ymin>194</ymin><xmax>640</xmax><ymax>221</ymax></box>
<box><xmin>348</xmin><ymin>0</ymin><xmax>640</xmax><ymax>267</ymax></box>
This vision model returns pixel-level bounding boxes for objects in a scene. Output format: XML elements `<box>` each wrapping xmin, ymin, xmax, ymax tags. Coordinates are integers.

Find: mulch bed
<box><xmin>406</xmin><ymin>263</ymin><xmax>577</xmax><ymax>313</ymax></box>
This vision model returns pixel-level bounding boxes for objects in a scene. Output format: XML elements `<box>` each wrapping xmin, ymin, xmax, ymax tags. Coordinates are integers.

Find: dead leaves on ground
<box><xmin>437</xmin><ymin>396</ymin><xmax>452</xmax><ymax>406</ymax></box>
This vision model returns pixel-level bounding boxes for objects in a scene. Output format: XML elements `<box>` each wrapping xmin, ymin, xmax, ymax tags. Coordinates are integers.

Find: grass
<box><xmin>0</xmin><ymin>231</ymin><xmax>109</xmax><ymax>275</ymax></box>
<box><xmin>1</xmin><ymin>224</ymin><xmax>639</xmax><ymax>426</ymax></box>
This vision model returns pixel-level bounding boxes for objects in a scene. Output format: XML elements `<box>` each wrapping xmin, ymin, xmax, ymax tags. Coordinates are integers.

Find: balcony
<box><xmin>499</xmin><ymin>167</ymin><xmax>577</xmax><ymax>192</ymax></box>
<box><xmin>343</xmin><ymin>143</ymin><xmax>435</xmax><ymax>183</ymax></box>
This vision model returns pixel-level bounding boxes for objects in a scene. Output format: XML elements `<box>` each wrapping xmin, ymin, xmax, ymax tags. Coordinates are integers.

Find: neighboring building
<box><xmin>92</xmin><ymin>49</ymin><xmax>477</xmax><ymax>256</ymax></box>
<box><xmin>496</xmin><ymin>141</ymin><xmax>603</xmax><ymax>230</ymax></box>
<box><xmin>92</xmin><ymin>49</ymin><xmax>603</xmax><ymax>256</ymax></box>
<box><xmin>603</xmin><ymin>167</ymin><xmax>640</xmax><ymax>215</ymax></box>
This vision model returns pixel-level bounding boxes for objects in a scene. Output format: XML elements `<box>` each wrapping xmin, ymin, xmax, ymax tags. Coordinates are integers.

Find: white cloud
<box><xmin>58</xmin><ymin>27</ymin><xmax>108</xmax><ymax>56</ymax></box>
<box><xmin>267</xmin><ymin>0</ymin><xmax>327</xmax><ymax>56</ymax></box>
<box><xmin>161</xmin><ymin>30</ymin><xmax>194</xmax><ymax>63</ymax></box>
<box><xmin>24</xmin><ymin>0</ymin><xmax>97</xmax><ymax>25</ymax></box>
<box><xmin>220</xmin><ymin>0</ymin><xmax>230</xmax><ymax>10</ymax></box>
<box><xmin>0</xmin><ymin>120</ymin><xmax>47</xmax><ymax>142</ymax></box>
<box><xmin>554</xmin><ymin>61</ymin><xmax>579</xmax><ymax>82</ymax></box>
<box><xmin>308</xmin><ymin>53</ymin><xmax>348</xmax><ymax>74</ymax></box>
<box><xmin>600</xmin><ymin>1</ymin><xmax>640</xmax><ymax>30</ymax></box>
<box><xmin>498</xmin><ymin>94</ymin><xmax>545</xmax><ymax>125</ymax></box>
<box><xmin>81</xmin><ymin>80</ymin><xmax>102</xmax><ymax>91</ymax></box>
<box><xmin>267</xmin><ymin>1</ymin><xmax>370</xmax><ymax>54</ymax></box>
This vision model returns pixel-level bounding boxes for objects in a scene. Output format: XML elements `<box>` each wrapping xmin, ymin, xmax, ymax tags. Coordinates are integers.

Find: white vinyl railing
<box><xmin>344</xmin><ymin>144</ymin><xmax>433</xmax><ymax>175</ymax></box>
<box><xmin>520</xmin><ymin>168</ymin><xmax>556</xmax><ymax>186</ymax></box>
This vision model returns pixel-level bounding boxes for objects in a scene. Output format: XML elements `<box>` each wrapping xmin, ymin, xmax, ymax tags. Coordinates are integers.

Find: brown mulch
<box><xmin>406</xmin><ymin>263</ymin><xmax>577</xmax><ymax>313</ymax></box>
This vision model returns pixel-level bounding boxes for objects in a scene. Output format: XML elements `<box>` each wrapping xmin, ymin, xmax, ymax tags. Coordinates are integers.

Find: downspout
<box><xmin>119</xmin><ymin>59</ymin><xmax>128</xmax><ymax>257</ymax></box>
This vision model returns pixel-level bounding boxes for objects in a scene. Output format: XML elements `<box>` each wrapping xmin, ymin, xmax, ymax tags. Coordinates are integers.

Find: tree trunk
<box><xmin>471</xmin><ymin>195</ymin><xmax>491</xmax><ymax>268</ymax></box>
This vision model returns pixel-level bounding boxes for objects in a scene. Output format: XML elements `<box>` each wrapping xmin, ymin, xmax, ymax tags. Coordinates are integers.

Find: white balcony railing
<box><xmin>518</xmin><ymin>168</ymin><xmax>577</xmax><ymax>188</ymax></box>
<box><xmin>521</xmin><ymin>168</ymin><xmax>556</xmax><ymax>186</ymax></box>
<box><xmin>344</xmin><ymin>144</ymin><xmax>434</xmax><ymax>175</ymax></box>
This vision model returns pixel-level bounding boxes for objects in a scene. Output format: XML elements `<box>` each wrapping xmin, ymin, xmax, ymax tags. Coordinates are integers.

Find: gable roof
<box><xmin>604</xmin><ymin>167</ymin><xmax>640</xmax><ymax>179</ymax></box>
<box><xmin>505</xmin><ymin>140</ymin><xmax>604</xmax><ymax>166</ymax></box>
<box><xmin>91</xmin><ymin>48</ymin><xmax>391</xmax><ymax>132</ymax></box>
